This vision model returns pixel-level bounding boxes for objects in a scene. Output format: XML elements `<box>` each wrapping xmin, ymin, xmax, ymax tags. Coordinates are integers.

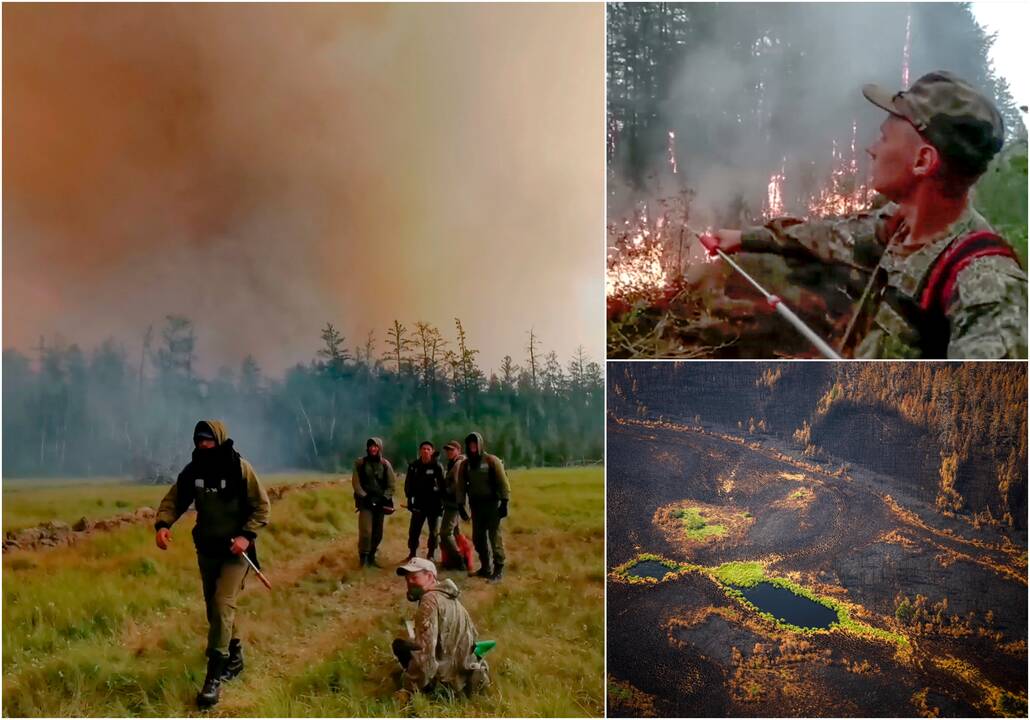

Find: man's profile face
<box><xmin>404</xmin><ymin>570</ymin><xmax>435</xmax><ymax>600</ymax></box>
<box><xmin>866</xmin><ymin>116</ymin><xmax>929</xmax><ymax>201</ymax></box>
<box><xmin>419</xmin><ymin>445</ymin><xmax>433</xmax><ymax>463</ymax></box>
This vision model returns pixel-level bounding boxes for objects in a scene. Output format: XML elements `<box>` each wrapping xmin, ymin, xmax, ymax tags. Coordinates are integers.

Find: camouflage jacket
<box><xmin>742</xmin><ymin>203</ymin><xmax>1027</xmax><ymax>358</ymax></box>
<box><xmin>403</xmin><ymin>579</ymin><xmax>489</xmax><ymax>693</ymax></box>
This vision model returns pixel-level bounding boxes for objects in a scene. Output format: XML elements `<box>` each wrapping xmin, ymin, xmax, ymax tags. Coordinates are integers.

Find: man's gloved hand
<box><xmin>230</xmin><ymin>536</ymin><xmax>250</xmax><ymax>556</ymax></box>
<box><xmin>459</xmin><ymin>507</ymin><xmax>470</xmax><ymax>522</ymax></box>
<box><xmin>498</xmin><ymin>500</ymin><xmax>508</xmax><ymax>519</ymax></box>
<box><xmin>155</xmin><ymin>527</ymin><xmax>171</xmax><ymax>550</ymax></box>
<box><xmin>699</xmin><ymin>230</ymin><xmax>743</xmax><ymax>256</ymax></box>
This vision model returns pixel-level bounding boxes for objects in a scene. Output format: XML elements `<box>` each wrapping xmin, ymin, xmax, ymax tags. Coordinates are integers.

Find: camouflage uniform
<box><xmin>351</xmin><ymin>437</ymin><xmax>396</xmax><ymax>564</ymax></box>
<box><xmin>155</xmin><ymin>420</ymin><xmax>271</xmax><ymax>659</ymax></box>
<box><xmin>741</xmin><ymin>71</ymin><xmax>1026</xmax><ymax>358</ymax></box>
<box><xmin>742</xmin><ymin>203</ymin><xmax>1027</xmax><ymax>358</ymax></box>
<box><xmin>393</xmin><ymin>578</ymin><xmax>490</xmax><ymax>693</ymax></box>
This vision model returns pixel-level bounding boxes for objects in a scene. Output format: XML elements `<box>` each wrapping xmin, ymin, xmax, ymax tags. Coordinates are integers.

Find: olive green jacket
<box><xmin>155</xmin><ymin>420</ymin><xmax>271</xmax><ymax>552</ymax></box>
<box><xmin>351</xmin><ymin>437</ymin><xmax>396</xmax><ymax>503</ymax></box>
<box><xmin>456</xmin><ymin>432</ymin><xmax>510</xmax><ymax>504</ymax></box>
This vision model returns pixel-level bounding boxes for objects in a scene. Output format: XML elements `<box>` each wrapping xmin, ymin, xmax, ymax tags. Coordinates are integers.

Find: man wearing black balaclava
<box><xmin>154</xmin><ymin>420</ymin><xmax>270</xmax><ymax>708</ymax></box>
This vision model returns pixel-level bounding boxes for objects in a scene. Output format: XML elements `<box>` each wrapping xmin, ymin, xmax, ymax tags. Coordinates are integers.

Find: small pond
<box><xmin>625</xmin><ymin>559</ymin><xmax>678</xmax><ymax>580</ymax></box>
<box><xmin>733</xmin><ymin>582</ymin><xmax>839</xmax><ymax>629</ymax></box>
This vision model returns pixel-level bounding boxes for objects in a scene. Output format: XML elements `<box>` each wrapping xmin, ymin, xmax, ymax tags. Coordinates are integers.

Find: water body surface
<box><xmin>626</xmin><ymin>559</ymin><xmax>678</xmax><ymax>580</ymax></box>
<box><xmin>734</xmin><ymin>581</ymin><xmax>838</xmax><ymax>629</ymax></box>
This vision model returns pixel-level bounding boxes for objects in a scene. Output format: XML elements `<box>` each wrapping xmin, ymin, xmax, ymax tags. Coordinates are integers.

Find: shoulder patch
<box><xmin>954</xmin><ymin>256</ymin><xmax>1027</xmax><ymax>307</ymax></box>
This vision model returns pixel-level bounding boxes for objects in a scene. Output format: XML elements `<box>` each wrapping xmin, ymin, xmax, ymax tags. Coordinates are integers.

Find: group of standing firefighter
<box><xmin>153</xmin><ymin>421</ymin><xmax>507</xmax><ymax>708</ymax></box>
<box><xmin>352</xmin><ymin>432</ymin><xmax>510</xmax><ymax>582</ymax></box>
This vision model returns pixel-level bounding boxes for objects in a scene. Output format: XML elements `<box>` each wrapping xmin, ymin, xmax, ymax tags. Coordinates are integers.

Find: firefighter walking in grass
<box><xmin>351</xmin><ymin>437</ymin><xmax>397</xmax><ymax>568</ymax></box>
<box><xmin>457</xmin><ymin>432</ymin><xmax>510</xmax><ymax>582</ymax></box>
<box><xmin>154</xmin><ymin>420</ymin><xmax>271</xmax><ymax>708</ymax></box>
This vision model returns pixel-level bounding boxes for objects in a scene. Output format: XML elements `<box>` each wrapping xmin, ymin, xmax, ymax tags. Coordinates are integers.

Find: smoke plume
<box><xmin>4</xmin><ymin>3</ymin><xmax>604</xmax><ymax>374</ymax></box>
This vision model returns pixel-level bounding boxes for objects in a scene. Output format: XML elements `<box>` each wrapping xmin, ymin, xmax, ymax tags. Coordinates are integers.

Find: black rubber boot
<box><xmin>358</xmin><ymin>553</ymin><xmax>368</xmax><ymax>568</ymax></box>
<box><xmin>367</xmin><ymin>552</ymin><xmax>381</xmax><ymax>568</ymax></box>
<box><xmin>221</xmin><ymin>639</ymin><xmax>244</xmax><ymax>681</ymax></box>
<box><xmin>489</xmin><ymin>564</ymin><xmax>504</xmax><ymax>583</ymax></box>
<box><xmin>474</xmin><ymin>566</ymin><xmax>492</xmax><ymax>578</ymax></box>
<box><xmin>196</xmin><ymin>653</ymin><xmax>227</xmax><ymax>708</ymax></box>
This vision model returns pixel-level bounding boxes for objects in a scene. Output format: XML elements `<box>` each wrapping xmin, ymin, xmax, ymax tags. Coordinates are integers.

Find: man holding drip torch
<box><xmin>154</xmin><ymin>420</ymin><xmax>271</xmax><ymax>708</ymax></box>
<box><xmin>701</xmin><ymin>71</ymin><xmax>1026</xmax><ymax>359</ymax></box>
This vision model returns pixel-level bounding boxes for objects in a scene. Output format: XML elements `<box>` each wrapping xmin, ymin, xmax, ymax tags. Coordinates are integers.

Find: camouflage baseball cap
<box><xmin>863</xmin><ymin>70</ymin><xmax>1004</xmax><ymax>175</ymax></box>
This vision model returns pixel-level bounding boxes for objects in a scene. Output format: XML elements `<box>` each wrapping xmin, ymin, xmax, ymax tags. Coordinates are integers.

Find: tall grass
<box><xmin>3</xmin><ymin>469</ymin><xmax>603</xmax><ymax>717</ymax></box>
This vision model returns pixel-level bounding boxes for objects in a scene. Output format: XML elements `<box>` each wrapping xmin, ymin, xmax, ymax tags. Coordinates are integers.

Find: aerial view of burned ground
<box><xmin>607</xmin><ymin>363</ymin><xmax>1027</xmax><ymax>717</ymax></box>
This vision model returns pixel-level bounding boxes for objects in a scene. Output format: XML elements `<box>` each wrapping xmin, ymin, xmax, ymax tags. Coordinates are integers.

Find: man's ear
<box><xmin>913</xmin><ymin>142</ymin><xmax>940</xmax><ymax>179</ymax></box>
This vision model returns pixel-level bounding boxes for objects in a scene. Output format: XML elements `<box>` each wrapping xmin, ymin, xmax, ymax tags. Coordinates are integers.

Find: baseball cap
<box><xmin>396</xmin><ymin>557</ymin><xmax>437</xmax><ymax>576</ymax></box>
<box><xmin>444</xmin><ymin>440</ymin><xmax>461</xmax><ymax>452</ymax></box>
<box><xmin>863</xmin><ymin>70</ymin><xmax>1004</xmax><ymax>174</ymax></box>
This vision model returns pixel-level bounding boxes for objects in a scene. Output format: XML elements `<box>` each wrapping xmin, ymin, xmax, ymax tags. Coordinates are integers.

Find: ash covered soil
<box><xmin>607</xmin><ymin>416</ymin><xmax>1027</xmax><ymax>718</ymax></box>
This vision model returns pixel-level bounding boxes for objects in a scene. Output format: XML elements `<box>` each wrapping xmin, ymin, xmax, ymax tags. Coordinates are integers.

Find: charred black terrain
<box><xmin>607</xmin><ymin>363</ymin><xmax>1027</xmax><ymax>718</ymax></box>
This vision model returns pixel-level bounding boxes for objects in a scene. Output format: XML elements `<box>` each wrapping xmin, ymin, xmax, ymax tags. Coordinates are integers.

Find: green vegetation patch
<box><xmin>610</xmin><ymin>553</ymin><xmax>700</xmax><ymax>585</ymax></box>
<box><xmin>712</xmin><ymin>561</ymin><xmax>765</xmax><ymax>587</ymax></box>
<box><xmin>710</xmin><ymin>561</ymin><xmax>908</xmax><ymax>646</ymax></box>
<box><xmin>673</xmin><ymin>507</ymin><xmax>727</xmax><ymax>540</ymax></box>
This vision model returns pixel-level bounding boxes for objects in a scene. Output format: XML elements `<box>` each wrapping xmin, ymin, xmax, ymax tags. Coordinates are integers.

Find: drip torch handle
<box><xmin>712</xmin><ymin>247</ymin><xmax>842</xmax><ymax>360</ymax></box>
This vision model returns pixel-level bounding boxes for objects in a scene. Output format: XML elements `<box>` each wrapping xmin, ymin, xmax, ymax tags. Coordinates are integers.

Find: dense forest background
<box><xmin>3</xmin><ymin>317</ymin><xmax>603</xmax><ymax>478</ymax></box>
<box><xmin>609</xmin><ymin>362</ymin><xmax>1028</xmax><ymax>531</ymax></box>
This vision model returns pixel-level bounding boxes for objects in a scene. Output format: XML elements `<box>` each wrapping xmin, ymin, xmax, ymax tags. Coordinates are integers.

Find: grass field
<box><xmin>2</xmin><ymin>473</ymin><xmax>330</xmax><ymax>532</ymax></box>
<box><xmin>2</xmin><ymin>468</ymin><xmax>604</xmax><ymax>717</ymax></box>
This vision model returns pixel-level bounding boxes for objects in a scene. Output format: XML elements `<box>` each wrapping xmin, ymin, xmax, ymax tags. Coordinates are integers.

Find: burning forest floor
<box><xmin>606</xmin><ymin>413</ymin><xmax>1028</xmax><ymax>717</ymax></box>
<box><xmin>605</xmin><ymin>191</ymin><xmax>861</xmax><ymax>360</ymax></box>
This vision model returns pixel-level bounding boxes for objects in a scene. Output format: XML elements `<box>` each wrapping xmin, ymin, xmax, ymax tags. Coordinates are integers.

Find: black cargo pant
<box><xmin>470</xmin><ymin>498</ymin><xmax>505</xmax><ymax>570</ymax></box>
<box><xmin>407</xmin><ymin>510</ymin><xmax>442</xmax><ymax>556</ymax></box>
<box><xmin>198</xmin><ymin>552</ymin><xmax>249</xmax><ymax>657</ymax></box>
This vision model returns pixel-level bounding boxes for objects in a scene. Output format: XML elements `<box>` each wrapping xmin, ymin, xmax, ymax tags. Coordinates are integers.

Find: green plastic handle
<box><xmin>474</xmin><ymin>640</ymin><xmax>496</xmax><ymax>658</ymax></box>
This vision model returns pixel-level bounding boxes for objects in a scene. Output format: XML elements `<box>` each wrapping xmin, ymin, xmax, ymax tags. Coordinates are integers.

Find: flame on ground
<box><xmin>607</xmin><ymin>207</ymin><xmax>669</xmax><ymax>299</ymax></box>
<box><xmin>807</xmin><ymin>120</ymin><xmax>869</xmax><ymax>217</ymax></box>
<box><xmin>764</xmin><ymin>159</ymin><xmax>787</xmax><ymax>218</ymax></box>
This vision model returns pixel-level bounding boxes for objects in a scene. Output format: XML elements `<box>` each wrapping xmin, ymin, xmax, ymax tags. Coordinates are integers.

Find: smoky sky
<box><xmin>3</xmin><ymin>3</ymin><xmax>604</xmax><ymax>375</ymax></box>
